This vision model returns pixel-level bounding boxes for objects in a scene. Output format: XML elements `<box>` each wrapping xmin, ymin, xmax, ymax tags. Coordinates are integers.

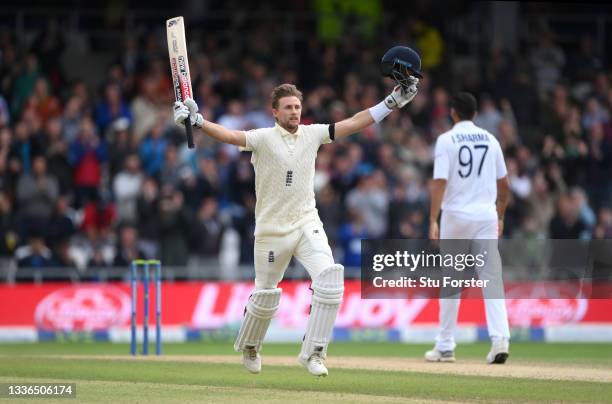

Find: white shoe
<box><xmin>487</xmin><ymin>339</ymin><xmax>509</xmax><ymax>364</ymax></box>
<box><xmin>299</xmin><ymin>353</ymin><xmax>328</xmax><ymax>377</ymax></box>
<box><xmin>424</xmin><ymin>347</ymin><xmax>456</xmax><ymax>363</ymax></box>
<box><xmin>242</xmin><ymin>346</ymin><xmax>261</xmax><ymax>374</ymax></box>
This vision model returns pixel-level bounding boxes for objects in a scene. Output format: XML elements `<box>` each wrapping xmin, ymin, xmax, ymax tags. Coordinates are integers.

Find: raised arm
<box><xmin>174</xmin><ymin>99</ymin><xmax>246</xmax><ymax>147</ymax></box>
<box><xmin>334</xmin><ymin>83</ymin><xmax>418</xmax><ymax>139</ymax></box>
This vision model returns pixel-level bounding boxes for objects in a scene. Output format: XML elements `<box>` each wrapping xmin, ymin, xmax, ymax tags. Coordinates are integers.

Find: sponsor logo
<box><xmin>177</xmin><ymin>56</ymin><xmax>191</xmax><ymax>99</ymax></box>
<box><xmin>34</xmin><ymin>286</ymin><xmax>131</xmax><ymax>331</ymax></box>
<box><xmin>506</xmin><ymin>298</ymin><xmax>587</xmax><ymax>326</ymax></box>
<box><xmin>268</xmin><ymin>251</ymin><xmax>275</xmax><ymax>263</ymax></box>
<box><xmin>170</xmin><ymin>58</ymin><xmax>182</xmax><ymax>101</ymax></box>
<box><xmin>285</xmin><ymin>170</ymin><xmax>293</xmax><ymax>186</ymax></box>
<box><xmin>190</xmin><ymin>283</ymin><xmax>429</xmax><ymax>329</ymax></box>
<box><xmin>167</xmin><ymin>19</ymin><xmax>177</xmax><ymax>28</ymax></box>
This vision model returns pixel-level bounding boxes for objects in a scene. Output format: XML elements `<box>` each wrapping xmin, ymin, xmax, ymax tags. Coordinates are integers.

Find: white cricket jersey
<box><xmin>433</xmin><ymin>121</ymin><xmax>507</xmax><ymax>221</ymax></box>
<box><xmin>241</xmin><ymin>123</ymin><xmax>332</xmax><ymax>236</ymax></box>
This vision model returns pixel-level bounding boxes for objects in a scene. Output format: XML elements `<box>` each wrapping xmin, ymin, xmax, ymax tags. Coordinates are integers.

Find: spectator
<box><xmin>549</xmin><ymin>194</ymin><xmax>587</xmax><ymax>239</ymax></box>
<box><xmin>113</xmin><ymin>223</ymin><xmax>145</xmax><ymax>266</ymax></box>
<box><xmin>80</xmin><ymin>196</ymin><xmax>116</xmax><ymax>252</ymax></box>
<box><xmin>338</xmin><ymin>209</ymin><xmax>369</xmax><ymax>267</ymax></box>
<box><xmin>15</xmin><ymin>233</ymin><xmax>53</xmax><ymax>268</ymax></box>
<box><xmin>136</xmin><ymin>177</ymin><xmax>161</xmax><ymax>259</ymax></box>
<box><xmin>190</xmin><ymin>198</ymin><xmax>224</xmax><ymax>258</ymax></box>
<box><xmin>586</xmin><ymin>122</ymin><xmax>612</xmax><ymax>211</ymax></box>
<box><xmin>475</xmin><ymin>95</ymin><xmax>503</xmax><ymax>136</ymax></box>
<box><xmin>139</xmin><ymin>116</ymin><xmax>169</xmax><ymax>178</ymax></box>
<box><xmin>16</xmin><ymin>155</ymin><xmax>59</xmax><ymax>238</ymax></box>
<box><xmin>68</xmin><ymin>117</ymin><xmax>108</xmax><ymax>208</ymax></box>
<box><xmin>530</xmin><ymin>31</ymin><xmax>566</xmax><ymax>100</ymax></box>
<box><xmin>23</xmin><ymin>77</ymin><xmax>62</xmax><ymax>126</ymax></box>
<box><xmin>9</xmin><ymin>120</ymin><xmax>44</xmax><ymax>174</ymax></box>
<box><xmin>233</xmin><ymin>194</ymin><xmax>256</xmax><ymax>265</ymax></box>
<box><xmin>46</xmin><ymin>196</ymin><xmax>76</xmax><ymax>251</ymax></box>
<box><xmin>316</xmin><ymin>184</ymin><xmax>343</xmax><ymax>247</ymax></box>
<box><xmin>73</xmin><ymin>195</ymin><xmax>116</xmax><ymax>269</ymax></box>
<box><xmin>217</xmin><ymin>99</ymin><xmax>249</xmax><ymax>159</ymax></box>
<box><xmin>44</xmin><ymin>117</ymin><xmax>72</xmax><ymax>194</ymax></box>
<box><xmin>526</xmin><ymin>171</ymin><xmax>559</xmax><ymax>236</ymax></box>
<box><xmin>160</xmin><ymin>145</ymin><xmax>185</xmax><ymax>187</ymax></box>
<box><xmin>95</xmin><ymin>82</ymin><xmax>132</xmax><ymax>135</ymax></box>
<box><xmin>131</xmin><ymin>75</ymin><xmax>163</xmax><ymax>141</ymax></box>
<box><xmin>61</xmin><ymin>97</ymin><xmax>84</xmax><ymax>143</ymax></box>
<box><xmin>582</xmin><ymin>97</ymin><xmax>609</xmax><ymax>131</ymax></box>
<box><xmin>507</xmin><ymin>158</ymin><xmax>531</xmax><ymax>199</ymax></box>
<box><xmin>11</xmin><ymin>53</ymin><xmax>41</xmax><ymax>119</ymax></box>
<box><xmin>108</xmin><ymin>118</ymin><xmax>136</xmax><ymax>178</ymax></box>
<box><xmin>159</xmin><ymin>186</ymin><xmax>191</xmax><ymax>266</ymax></box>
<box><xmin>113</xmin><ymin>153</ymin><xmax>143</xmax><ymax>223</ymax></box>
<box><xmin>387</xmin><ymin>180</ymin><xmax>426</xmax><ymax>238</ymax></box>
<box><xmin>569</xmin><ymin>187</ymin><xmax>596</xmax><ymax>232</ymax></box>
<box><xmin>346</xmin><ymin>170</ymin><xmax>389</xmax><ymax>238</ymax></box>
<box><xmin>50</xmin><ymin>240</ymin><xmax>77</xmax><ymax>268</ymax></box>
<box><xmin>228</xmin><ymin>153</ymin><xmax>255</xmax><ymax>205</ymax></box>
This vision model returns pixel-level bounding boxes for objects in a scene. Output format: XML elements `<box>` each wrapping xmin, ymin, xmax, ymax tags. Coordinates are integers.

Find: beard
<box><xmin>280</xmin><ymin>118</ymin><xmax>299</xmax><ymax>132</ymax></box>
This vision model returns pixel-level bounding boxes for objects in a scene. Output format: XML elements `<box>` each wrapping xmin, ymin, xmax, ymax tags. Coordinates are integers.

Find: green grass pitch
<box><xmin>0</xmin><ymin>342</ymin><xmax>610</xmax><ymax>403</ymax></box>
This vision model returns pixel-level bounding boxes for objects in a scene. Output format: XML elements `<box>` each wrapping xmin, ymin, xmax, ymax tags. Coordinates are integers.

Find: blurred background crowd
<box><xmin>0</xmin><ymin>1</ymin><xmax>610</xmax><ymax>278</ymax></box>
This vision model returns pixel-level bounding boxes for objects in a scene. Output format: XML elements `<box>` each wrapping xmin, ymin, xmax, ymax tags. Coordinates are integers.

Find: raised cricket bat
<box><xmin>166</xmin><ymin>16</ymin><xmax>195</xmax><ymax>149</ymax></box>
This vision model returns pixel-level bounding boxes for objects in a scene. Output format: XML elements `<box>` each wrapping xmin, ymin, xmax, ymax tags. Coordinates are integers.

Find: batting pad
<box><xmin>299</xmin><ymin>264</ymin><xmax>344</xmax><ymax>361</ymax></box>
<box><xmin>234</xmin><ymin>288</ymin><xmax>282</xmax><ymax>352</ymax></box>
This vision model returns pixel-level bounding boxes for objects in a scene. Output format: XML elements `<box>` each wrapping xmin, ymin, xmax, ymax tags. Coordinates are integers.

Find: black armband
<box><xmin>328</xmin><ymin>124</ymin><xmax>335</xmax><ymax>141</ymax></box>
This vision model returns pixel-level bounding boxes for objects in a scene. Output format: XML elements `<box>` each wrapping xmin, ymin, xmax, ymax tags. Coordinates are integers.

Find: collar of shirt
<box><xmin>276</xmin><ymin>123</ymin><xmax>300</xmax><ymax>138</ymax></box>
<box><xmin>453</xmin><ymin>120</ymin><xmax>475</xmax><ymax>130</ymax></box>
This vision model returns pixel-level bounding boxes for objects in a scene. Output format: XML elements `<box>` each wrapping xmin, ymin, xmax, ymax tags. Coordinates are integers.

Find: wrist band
<box><xmin>369</xmin><ymin>101</ymin><xmax>392</xmax><ymax>123</ymax></box>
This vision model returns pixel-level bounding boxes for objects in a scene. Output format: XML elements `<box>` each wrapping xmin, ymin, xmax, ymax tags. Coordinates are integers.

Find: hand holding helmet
<box><xmin>384</xmin><ymin>82</ymin><xmax>418</xmax><ymax>109</ymax></box>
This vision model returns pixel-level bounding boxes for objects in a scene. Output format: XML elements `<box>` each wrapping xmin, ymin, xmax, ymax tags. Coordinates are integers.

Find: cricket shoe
<box><xmin>424</xmin><ymin>347</ymin><xmax>456</xmax><ymax>363</ymax></box>
<box><xmin>242</xmin><ymin>346</ymin><xmax>261</xmax><ymax>374</ymax></box>
<box><xmin>486</xmin><ymin>339</ymin><xmax>509</xmax><ymax>364</ymax></box>
<box><xmin>299</xmin><ymin>353</ymin><xmax>328</xmax><ymax>377</ymax></box>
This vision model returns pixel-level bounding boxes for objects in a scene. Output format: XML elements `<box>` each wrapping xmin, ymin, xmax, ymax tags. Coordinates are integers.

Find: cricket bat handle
<box><xmin>185</xmin><ymin>120</ymin><xmax>194</xmax><ymax>148</ymax></box>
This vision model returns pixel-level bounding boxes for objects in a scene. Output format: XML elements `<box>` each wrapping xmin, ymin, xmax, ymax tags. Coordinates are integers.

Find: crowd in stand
<box><xmin>0</xmin><ymin>19</ymin><xmax>610</xmax><ymax>273</ymax></box>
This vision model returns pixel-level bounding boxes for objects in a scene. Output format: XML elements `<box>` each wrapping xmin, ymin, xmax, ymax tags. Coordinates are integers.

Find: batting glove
<box><xmin>173</xmin><ymin>101</ymin><xmax>190</xmax><ymax>126</ymax></box>
<box><xmin>173</xmin><ymin>98</ymin><xmax>204</xmax><ymax>128</ymax></box>
<box><xmin>384</xmin><ymin>79</ymin><xmax>419</xmax><ymax>109</ymax></box>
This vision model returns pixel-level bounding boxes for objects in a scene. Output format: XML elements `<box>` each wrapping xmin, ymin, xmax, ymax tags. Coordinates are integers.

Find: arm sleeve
<box><xmin>312</xmin><ymin>124</ymin><xmax>333</xmax><ymax>145</ymax></box>
<box><xmin>495</xmin><ymin>142</ymin><xmax>508</xmax><ymax>179</ymax></box>
<box><xmin>432</xmin><ymin>138</ymin><xmax>450</xmax><ymax>180</ymax></box>
<box><xmin>240</xmin><ymin>128</ymin><xmax>264</xmax><ymax>152</ymax></box>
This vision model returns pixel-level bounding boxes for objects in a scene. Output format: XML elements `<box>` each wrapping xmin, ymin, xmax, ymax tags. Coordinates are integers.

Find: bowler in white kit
<box><xmin>173</xmin><ymin>53</ymin><xmax>420</xmax><ymax>376</ymax></box>
<box><xmin>427</xmin><ymin>92</ymin><xmax>511</xmax><ymax>364</ymax></box>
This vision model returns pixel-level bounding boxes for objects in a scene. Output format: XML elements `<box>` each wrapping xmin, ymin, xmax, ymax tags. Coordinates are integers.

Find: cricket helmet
<box><xmin>380</xmin><ymin>46</ymin><xmax>423</xmax><ymax>89</ymax></box>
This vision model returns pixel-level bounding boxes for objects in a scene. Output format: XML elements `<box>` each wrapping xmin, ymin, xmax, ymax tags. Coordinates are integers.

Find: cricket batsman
<box><xmin>173</xmin><ymin>46</ymin><xmax>422</xmax><ymax>376</ymax></box>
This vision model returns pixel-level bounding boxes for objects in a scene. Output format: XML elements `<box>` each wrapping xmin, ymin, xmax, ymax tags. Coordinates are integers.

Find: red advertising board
<box><xmin>0</xmin><ymin>281</ymin><xmax>611</xmax><ymax>331</ymax></box>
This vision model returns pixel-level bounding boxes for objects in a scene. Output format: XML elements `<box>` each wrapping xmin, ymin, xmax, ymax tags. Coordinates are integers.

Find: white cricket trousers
<box><xmin>254</xmin><ymin>220</ymin><xmax>335</xmax><ymax>289</ymax></box>
<box><xmin>435</xmin><ymin>211</ymin><xmax>510</xmax><ymax>351</ymax></box>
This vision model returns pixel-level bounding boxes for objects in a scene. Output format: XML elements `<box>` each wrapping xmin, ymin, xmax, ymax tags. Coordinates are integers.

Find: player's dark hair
<box><xmin>451</xmin><ymin>92</ymin><xmax>477</xmax><ymax>121</ymax></box>
<box><xmin>271</xmin><ymin>84</ymin><xmax>303</xmax><ymax>109</ymax></box>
